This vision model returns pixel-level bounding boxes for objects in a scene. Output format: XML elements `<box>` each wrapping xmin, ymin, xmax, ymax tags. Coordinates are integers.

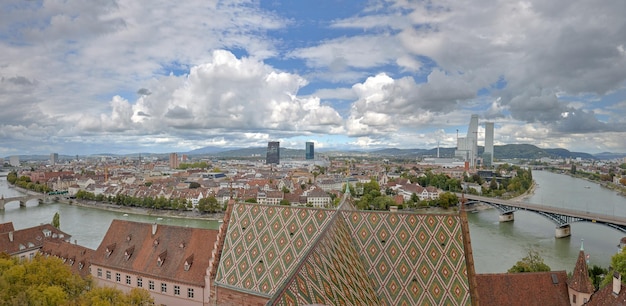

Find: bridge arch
<box><xmin>0</xmin><ymin>195</ymin><xmax>46</xmax><ymax>210</ymax></box>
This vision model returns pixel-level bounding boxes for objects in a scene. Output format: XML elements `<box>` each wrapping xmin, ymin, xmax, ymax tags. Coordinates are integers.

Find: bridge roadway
<box><xmin>0</xmin><ymin>194</ymin><xmax>46</xmax><ymax>210</ymax></box>
<box><xmin>457</xmin><ymin>193</ymin><xmax>626</xmax><ymax>238</ymax></box>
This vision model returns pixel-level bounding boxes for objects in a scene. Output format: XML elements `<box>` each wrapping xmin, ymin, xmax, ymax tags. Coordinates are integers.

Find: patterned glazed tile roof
<box><xmin>475</xmin><ymin>271</ymin><xmax>569</xmax><ymax>306</ymax></box>
<box><xmin>215</xmin><ymin>203</ymin><xmax>475</xmax><ymax>305</ymax></box>
<box><xmin>269</xmin><ymin>216</ymin><xmax>380</xmax><ymax>306</ymax></box>
<box><xmin>342</xmin><ymin>211</ymin><xmax>472</xmax><ymax>306</ymax></box>
<box><xmin>214</xmin><ymin>204</ymin><xmax>337</xmax><ymax>297</ymax></box>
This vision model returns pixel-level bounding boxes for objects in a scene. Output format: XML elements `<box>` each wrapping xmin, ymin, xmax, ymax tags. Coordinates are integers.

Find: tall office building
<box><xmin>305</xmin><ymin>142</ymin><xmax>314</xmax><ymax>160</ymax></box>
<box><xmin>455</xmin><ymin>114</ymin><xmax>479</xmax><ymax>167</ymax></box>
<box><xmin>169</xmin><ymin>153</ymin><xmax>179</xmax><ymax>169</ymax></box>
<box><xmin>266</xmin><ymin>142</ymin><xmax>280</xmax><ymax>164</ymax></box>
<box><xmin>50</xmin><ymin>153</ymin><xmax>59</xmax><ymax>165</ymax></box>
<box><xmin>483</xmin><ymin>122</ymin><xmax>494</xmax><ymax>167</ymax></box>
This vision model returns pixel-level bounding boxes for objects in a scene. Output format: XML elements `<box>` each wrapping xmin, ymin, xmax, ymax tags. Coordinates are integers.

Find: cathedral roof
<box><xmin>214</xmin><ymin>203</ymin><xmax>475</xmax><ymax>305</ymax></box>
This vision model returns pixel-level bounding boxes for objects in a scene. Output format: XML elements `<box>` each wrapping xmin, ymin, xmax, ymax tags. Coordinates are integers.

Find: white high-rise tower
<box><xmin>455</xmin><ymin>114</ymin><xmax>479</xmax><ymax>167</ymax></box>
<box><xmin>484</xmin><ymin>122</ymin><xmax>494</xmax><ymax>167</ymax></box>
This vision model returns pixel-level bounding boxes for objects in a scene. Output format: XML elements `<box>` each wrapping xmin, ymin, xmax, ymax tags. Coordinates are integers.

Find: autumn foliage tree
<box><xmin>0</xmin><ymin>254</ymin><xmax>153</xmax><ymax>305</ymax></box>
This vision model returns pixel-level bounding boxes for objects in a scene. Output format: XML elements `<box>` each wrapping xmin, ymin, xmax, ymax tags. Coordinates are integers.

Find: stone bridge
<box><xmin>0</xmin><ymin>194</ymin><xmax>46</xmax><ymax>210</ymax></box>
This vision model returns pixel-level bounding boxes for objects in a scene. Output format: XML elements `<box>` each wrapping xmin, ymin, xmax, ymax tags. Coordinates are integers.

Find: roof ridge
<box><xmin>266</xmin><ymin>206</ymin><xmax>343</xmax><ymax>305</ymax></box>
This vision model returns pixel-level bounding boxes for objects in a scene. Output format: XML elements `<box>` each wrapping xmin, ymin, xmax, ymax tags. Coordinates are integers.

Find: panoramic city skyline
<box><xmin>1</xmin><ymin>0</ymin><xmax>625</xmax><ymax>156</ymax></box>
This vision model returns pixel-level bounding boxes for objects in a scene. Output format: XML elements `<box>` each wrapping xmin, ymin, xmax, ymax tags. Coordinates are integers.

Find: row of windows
<box><xmin>96</xmin><ymin>268</ymin><xmax>195</xmax><ymax>298</ymax></box>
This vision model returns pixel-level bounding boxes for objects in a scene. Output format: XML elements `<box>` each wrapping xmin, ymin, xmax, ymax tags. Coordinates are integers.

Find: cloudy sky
<box><xmin>1</xmin><ymin>0</ymin><xmax>625</xmax><ymax>156</ymax></box>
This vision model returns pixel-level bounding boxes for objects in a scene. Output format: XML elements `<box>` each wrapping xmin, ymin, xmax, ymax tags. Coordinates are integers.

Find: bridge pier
<box><xmin>555</xmin><ymin>225</ymin><xmax>571</xmax><ymax>238</ymax></box>
<box><xmin>19</xmin><ymin>200</ymin><xmax>26</xmax><ymax>207</ymax></box>
<box><xmin>499</xmin><ymin>212</ymin><xmax>514</xmax><ymax>222</ymax></box>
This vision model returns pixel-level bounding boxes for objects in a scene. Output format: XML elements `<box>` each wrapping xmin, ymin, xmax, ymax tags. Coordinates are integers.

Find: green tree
<box><xmin>197</xmin><ymin>196</ymin><xmax>220</xmax><ymax>213</ymax></box>
<box><xmin>81</xmin><ymin>286</ymin><xmax>147</xmax><ymax>306</ymax></box>
<box><xmin>489</xmin><ymin>179</ymin><xmax>498</xmax><ymax>190</ymax></box>
<box><xmin>280</xmin><ymin>199</ymin><xmax>291</xmax><ymax>206</ymax></box>
<box><xmin>52</xmin><ymin>212</ymin><xmax>60</xmax><ymax>229</ymax></box>
<box><xmin>0</xmin><ymin>255</ymin><xmax>154</xmax><ymax>305</ymax></box>
<box><xmin>601</xmin><ymin>246</ymin><xmax>626</xmax><ymax>287</ymax></box>
<box><xmin>589</xmin><ymin>265</ymin><xmax>608</xmax><ymax>290</ymax></box>
<box><xmin>0</xmin><ymin>255</ymin><xmax>89</xmax><ymax>304</ymax></box>
<box><xmin>436</xmin><ymin>192</ymin><xmax>458</xmax><ymax>209</ymax></box>
<box><xmin>508</xmin><ymin>249</ymin><xmax>551</xmax><ymax>273</ymax></box>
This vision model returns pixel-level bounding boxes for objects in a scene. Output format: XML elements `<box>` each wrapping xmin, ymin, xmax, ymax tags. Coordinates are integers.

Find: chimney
<box><xmin>613</xmin><ymin>271</ymin><xmax>622</xmax><ymax>295</ymax></box>
<box><xmin>152</xmin><ymin>223</ymin><xmax>157</xmax><ymax>236</ymax></box>
<box><xmin>8</xmin><ymin>231</ymin><xmax>13</xmax><ymax>242</ymax></box>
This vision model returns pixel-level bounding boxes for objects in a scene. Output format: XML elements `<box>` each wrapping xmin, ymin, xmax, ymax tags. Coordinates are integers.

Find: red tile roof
<box><xmin>475</xmin><ymin>271</ymin><xmax>570</xmax><ymax>306</ymax></box>
<box><xmin>0</xmin><ymin>223</ymin><xmax>71</xmax><ymax>256</ymax></box>
<box><xmin>91</xmin><ymin>220</ymin><xmax>219</xmax><ymax>286</ymax></box>
<box><xmin>0</xmin><ymin>222</ymin><xmax>15</xmax><ymax>234</ymax></box>
<box><xmin>40</xmin><ymin>240</ymin><xmax>95</xmax><ymax>277</ymax></box>
<box><xmin>587</xmin><ymin>276</ymin><xmax>626</xmax><ymax>306</ymax></box>
<box><xmin>568</xmin><ymin>250</ymin><xmax>595</xmax><ymax>294</ymax></box>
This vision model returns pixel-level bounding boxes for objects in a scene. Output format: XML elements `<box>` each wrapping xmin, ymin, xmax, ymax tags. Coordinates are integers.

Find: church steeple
<box><xmin>567</xmin><ymin>239</ymin><xmax>595</xmax><ymax>305</ymax></box>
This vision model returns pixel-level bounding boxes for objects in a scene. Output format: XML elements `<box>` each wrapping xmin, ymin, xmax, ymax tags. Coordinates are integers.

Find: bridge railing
<box><xmin>459</xmin><ymin>193</ymin><xmax>626</xmax><ymax>226</ymax></box>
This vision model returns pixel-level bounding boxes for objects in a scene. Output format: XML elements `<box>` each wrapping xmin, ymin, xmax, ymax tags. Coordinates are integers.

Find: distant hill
<box><xmin>593</xmin><ymin>152</ymin><xmax>626</xmax><ymax>160</ymax></box>
<box><xmin>207</xmin><ymin>147</ymin><xmax>306</xmax><ymax>159</ymax></box>
<box><xmin>186</xmin><ymin>146</ymin><xmax>233</xmax><ymax>155</ymax></box>
<box><xmin>370</xmin><ymin>147</ymin><xmax>456</xmax><ymax>158</ymax></box>
<box><xmin>491</xmin><ymin>144</ymin><xmax>594</xmax><ymax>160</ymax></box>
<box><xmin>337</xmin><ymin>144</ymin><xmax>595</xmax><ymax>160</ymax></box>
<box><xmin>5</xmin><ymin>144</ymin><xmax>607</xmax><ymax>162</ymax></box>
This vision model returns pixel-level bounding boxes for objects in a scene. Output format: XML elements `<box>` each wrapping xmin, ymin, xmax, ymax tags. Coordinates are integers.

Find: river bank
<box><xmin>65</xmin><ymin>198</ymin><xmax>226</xmax><ymax>221</ymax></box>
<box><xmin>11</xmin><ymin>184</ymin><xmax>226</xmax><ymax>222</ymax></box>
<box><xmin>545</xmin><ymin>168</ymin><xmax>626</xmax><ymax>197</ymax></box>
<box><xmin>509</xmin><ymin>180</ymin><xmax>537</xmax><ymax>201</ymax></box>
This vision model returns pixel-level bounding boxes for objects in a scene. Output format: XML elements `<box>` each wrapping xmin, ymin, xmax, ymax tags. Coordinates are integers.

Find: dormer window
<box><xmin>184</xmin><ymin>254</ymin><xmax>194</xmax><ymax>271</ymax></box>
<box><xmin>19</xmin><ymin>244</ymin><xmax>25</xmax><ymax>250</ymax></box>
<box><xmin>157</xmin><ymin>250</ymin><xmax>167</xmax><ymax>267</ymax></box>
<box><xmin>69</xmin><ymin>258</ymin><xmax>74</xmax><ymax>266</ymax></box>
<box><xmin>27</xmin><ymin>242</ymin><xmax>35</xmax><ymax>248</ymax></box>
<box><xmin>153</xmin><ymin>239</ymin><xmax>159</xmax><ymax>247</ymax></box>
<box><xmin>105</xmin><ymin>243</ymin><xmax>116</xmax><ymax>258</ymax></box>
<box><xmin>124</xmin><ymin>246</ymin><xmax>135</xmax><ymax>261</ymax></box>
<box><xmin>78</xmin><ymin>262</ymin><xmax>84</xmax><ymax>270</ymax></box>
<box><xmin>126</xmin><ymin>235</ymin><xmax>132</xmax><ymax>242</ymax></box>
<box><xmin>43</xmin><ymin>229</ymin><xmax>51</xmax><ymax>237</ymax></box>
<box><xmin>179</xmin><ymin>242</ymin><xmax>185</xmax><ymax>249</ymax></box>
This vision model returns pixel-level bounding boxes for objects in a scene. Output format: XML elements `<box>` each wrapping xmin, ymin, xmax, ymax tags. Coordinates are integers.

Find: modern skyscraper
<box><xmin>50</xmin><ymin>153</ymin><xmax>59</xmax><ymax>165</ymax></box>
<box><xmin>455</xmin><ymin>114</ymin><xmax>479</xmax><ymax>167</ymax></box>
<box><xmin>169</xmin><ymin>153</ymin><xmax>179</xmax><ymax>169</ymax></box>
<box><xmin>305</xmin><ymin>142</ymin><xmax>314</xmax><ymax>160</ymax></box>
<box><xmin>483</xmin><ymin>122</ymin><xmax>494</xmax><ymax>167</ymax></box>
<box><xmin>266</xmin><ymin>142</ymin><xmax>280</xmax><ymax>164</ymax></box>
